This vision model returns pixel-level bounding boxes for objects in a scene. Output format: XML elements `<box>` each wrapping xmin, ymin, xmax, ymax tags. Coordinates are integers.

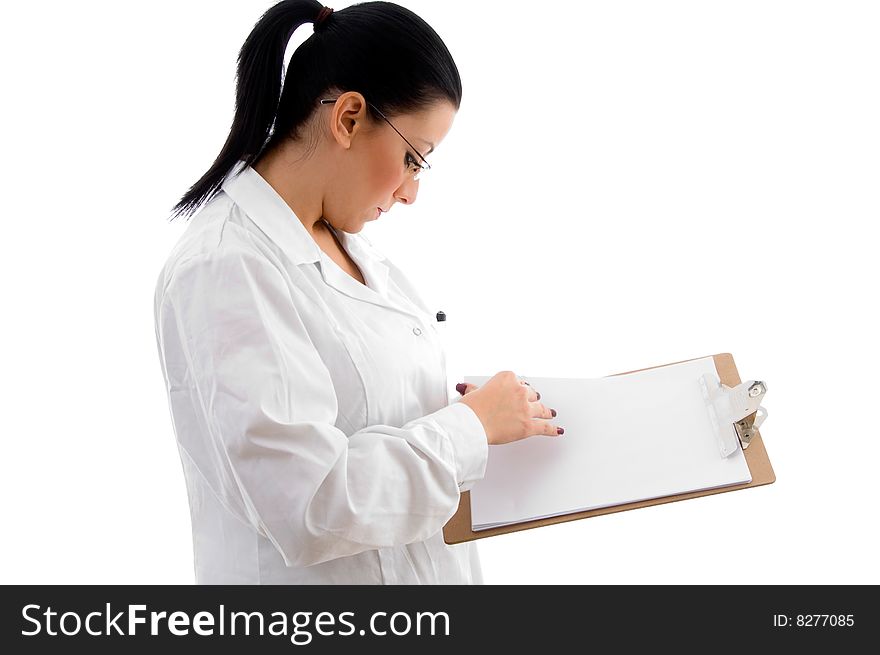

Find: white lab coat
<box><xmin>153</xmin><ymin>160</ymin><xmax>488</xmax><ymax>584</ymax></box>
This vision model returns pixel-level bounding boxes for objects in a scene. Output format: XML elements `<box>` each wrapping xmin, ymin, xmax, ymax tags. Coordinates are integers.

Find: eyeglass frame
<box><xmin>319</xmin><ymin>97</ymin><xmax>431</xmax><ymax>180</ymax></box>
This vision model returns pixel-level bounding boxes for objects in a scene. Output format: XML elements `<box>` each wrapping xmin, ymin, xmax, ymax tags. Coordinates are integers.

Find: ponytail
<box><xmin>169</xmin><ymin>1</ymin><xmax>324</xmax><ymax>221</ymax></box>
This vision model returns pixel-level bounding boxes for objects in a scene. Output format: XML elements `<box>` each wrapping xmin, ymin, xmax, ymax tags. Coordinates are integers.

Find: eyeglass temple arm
<box><xmin>318</xmin><ymin>98</ymin><xmax>431</xmax><ymax>169</ymax></box>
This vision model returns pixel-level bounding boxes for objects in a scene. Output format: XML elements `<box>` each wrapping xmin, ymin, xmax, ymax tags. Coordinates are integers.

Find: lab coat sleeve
<box><xmin>444</xmin><ymin>396</ymin><xmax>484</xmax><ymax>493</ymax></box>
<box><xmin>156</xmin><ymin>244</ymin><xmax>488</xmax><ymax>568</ymax></box>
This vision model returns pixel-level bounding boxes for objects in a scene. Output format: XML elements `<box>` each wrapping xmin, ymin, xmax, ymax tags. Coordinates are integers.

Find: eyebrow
<box><xmin>419</xmin><ymin>141</ymin><xmax>435</xmax><ymax>155</ymax></box>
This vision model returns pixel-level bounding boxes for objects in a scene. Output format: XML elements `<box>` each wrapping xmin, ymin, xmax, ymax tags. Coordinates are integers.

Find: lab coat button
<box><xmin>413</xmin><ymin>327</ymin><xmax>422</xmax><ymax>336</ymax></box>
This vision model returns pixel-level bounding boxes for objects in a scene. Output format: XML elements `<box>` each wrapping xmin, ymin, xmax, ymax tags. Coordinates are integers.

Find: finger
<box><xmin>456</xmin><ymin>382</ymin><xmax>479</xmax><ymax>396</ymax></box>
<box><xmin>529</xmin><ymin>402</ymin><xmax>556</xmax><ymax>419</ymax></box>
<box><xmin>531</xmin><ymin>418</ymin><xmax>564</xmax><ymax>437</ymax></box>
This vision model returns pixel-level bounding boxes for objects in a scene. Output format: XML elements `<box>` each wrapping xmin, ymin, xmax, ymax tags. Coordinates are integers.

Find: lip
<box><xmin>375</xmin><ymin>207</ymin><xmax>385</xmax><ymax>218</ymax></box>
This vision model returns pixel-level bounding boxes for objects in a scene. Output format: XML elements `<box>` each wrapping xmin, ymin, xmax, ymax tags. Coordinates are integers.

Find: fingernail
<box><xmin>551</xmin><ymin>408</ymin><xmax>557</xmax><ymax>417</ymax></box>
<box><xmin>455</xmin><ymin>383</ymin><xmax>467</xmax><ymax>395</ymax></box>
<box><xmin>557</xmin><ymin>427</ymin><xmax>565</xmax><ymax>435</ymax></box>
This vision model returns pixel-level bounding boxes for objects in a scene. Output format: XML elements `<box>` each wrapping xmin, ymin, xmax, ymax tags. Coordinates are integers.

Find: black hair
<box><xmin>168</xmin><ymin>0</ymin><xmax>462</xmax><ymax>222</ymax></box>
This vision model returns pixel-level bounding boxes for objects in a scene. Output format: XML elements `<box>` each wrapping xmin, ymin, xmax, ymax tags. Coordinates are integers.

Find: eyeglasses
<box><xmin>319</xmin><ymin>98</ymin><xmax>431</xmax><ymax>181</ymax></box>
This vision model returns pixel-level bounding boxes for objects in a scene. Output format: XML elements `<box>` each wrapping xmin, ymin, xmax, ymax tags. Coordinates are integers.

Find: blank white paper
<box><xmin>465</xmin><ymin>356</ymin><xmax>752</xmax><ymax>530</ymax></box>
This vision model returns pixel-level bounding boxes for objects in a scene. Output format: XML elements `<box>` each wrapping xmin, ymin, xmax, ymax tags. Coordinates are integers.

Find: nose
<box><xmin>393</xmin><ymin>176</ymin><xmax>419</xmax><ymax>206</ymax></box>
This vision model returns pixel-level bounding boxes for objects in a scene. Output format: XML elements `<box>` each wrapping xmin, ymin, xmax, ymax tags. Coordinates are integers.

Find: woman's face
<box><xmin>326</xmin><ymin>96</ymin><xmax>457</xmax><ymax>232</ymax></box>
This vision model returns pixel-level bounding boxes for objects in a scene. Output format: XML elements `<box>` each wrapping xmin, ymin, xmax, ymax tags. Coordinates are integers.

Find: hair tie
<box><xmin>314</xmin><ymin>6</ymin><xmax>334</xmax><ymax>31</ymax></box>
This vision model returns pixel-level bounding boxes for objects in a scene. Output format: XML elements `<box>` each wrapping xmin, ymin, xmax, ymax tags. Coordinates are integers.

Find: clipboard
<box><xmin>443</xmin><ymin>352</ymin><xmax>775</xmax><ymax>544</ymax></box>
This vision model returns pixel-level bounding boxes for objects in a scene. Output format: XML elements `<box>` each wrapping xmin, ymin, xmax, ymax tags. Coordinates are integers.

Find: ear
<box><xmin>328</xmin><ymin>92</ymin><xmax>369</xmax><ymax>150</ymax></box>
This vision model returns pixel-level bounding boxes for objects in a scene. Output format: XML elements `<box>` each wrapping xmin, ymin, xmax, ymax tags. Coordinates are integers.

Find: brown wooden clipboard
<box><xmin>443</xmin><ymin>352</ymin><xmax>775</xmax><ymax>544</ymax></box>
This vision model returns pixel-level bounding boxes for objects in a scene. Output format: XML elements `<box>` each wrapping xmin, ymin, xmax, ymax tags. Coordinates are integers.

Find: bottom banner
<box><xmin>2</xmin><ymin>585</ymin><xmax>874</xmax><ymax>652</ymax></box>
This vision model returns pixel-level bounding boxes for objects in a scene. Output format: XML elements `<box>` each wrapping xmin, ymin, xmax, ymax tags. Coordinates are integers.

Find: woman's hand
<box><xmin>457</xmin><ymin>371</ymin><xmax>562</xmax><ymax>445</ymax></box>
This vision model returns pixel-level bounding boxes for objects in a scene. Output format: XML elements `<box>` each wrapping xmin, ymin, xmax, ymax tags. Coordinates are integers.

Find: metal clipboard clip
<box><xmin>699</xmin><ymin>375</ymin><xmax>768</xmax><ymax>458</ymax></box>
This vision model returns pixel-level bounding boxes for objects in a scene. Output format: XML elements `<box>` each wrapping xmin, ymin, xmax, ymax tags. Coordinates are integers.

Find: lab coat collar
<box><xmin>221</xmin><ymin>160</ymin><xmax>322</xmax><ymax>267</ymax></box>
<box><xmin>324</xmin><ymin>225</ymin><xmax>392</xmax><ymax>301</ymax></box>
<box><xmin>221</xmin><ymin>161</ymin><xmax>409</xmax><ymax>316</ymax></box>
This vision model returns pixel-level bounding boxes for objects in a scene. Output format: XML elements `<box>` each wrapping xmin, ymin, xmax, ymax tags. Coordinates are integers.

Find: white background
<box><xmin>2</xmin><ymin>0</ymin><xmax>877</xmax><ymax>584</ymax></box>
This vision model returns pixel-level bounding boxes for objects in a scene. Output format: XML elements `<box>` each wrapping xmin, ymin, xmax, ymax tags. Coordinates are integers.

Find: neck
<box><xmin>252</xmin><ymin>147</ymin><xmax>327</xmax><ymax>237</ymax></box>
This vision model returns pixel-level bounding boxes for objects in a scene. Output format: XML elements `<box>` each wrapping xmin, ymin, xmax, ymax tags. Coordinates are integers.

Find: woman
<box><xmin>153</xmin><ymin>0</ymin><xmax>562</xmax><ymax>585</ymax></box>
